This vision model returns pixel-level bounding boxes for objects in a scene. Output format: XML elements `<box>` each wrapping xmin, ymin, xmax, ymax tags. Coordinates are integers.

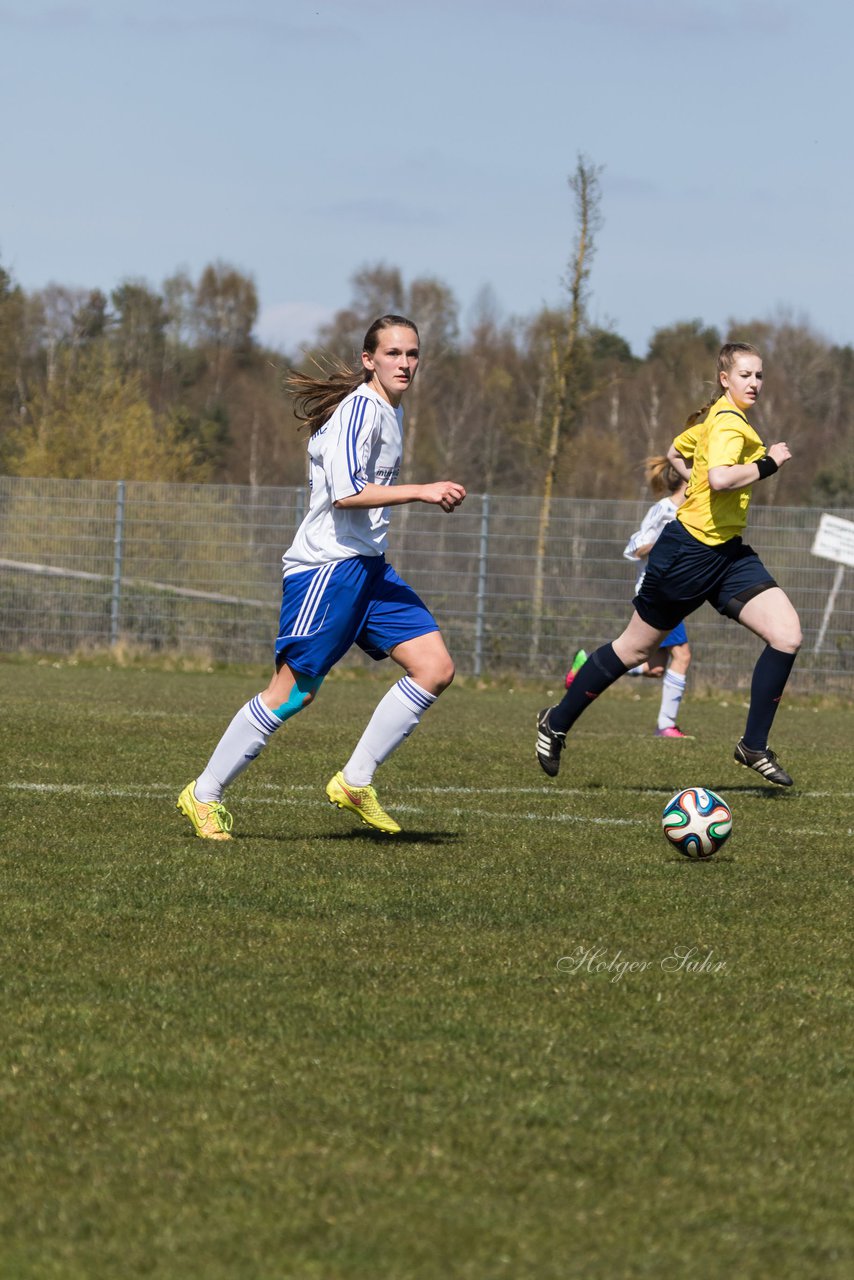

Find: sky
<box><xmin>2</xmin><ymin>0</ymin><xmax>853</xmax><ymax>358</ymax></box>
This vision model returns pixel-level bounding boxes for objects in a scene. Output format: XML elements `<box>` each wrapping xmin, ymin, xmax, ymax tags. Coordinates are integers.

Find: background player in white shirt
<box><xmin>178</xmin><ymin>315</ymin><xmax>466</xmax><ymax>838</ymax></box>
<box><xmin>564</xmin><ymin>456</ymin><xmax>693</xmax><ymax>737</ymax></box>
<box><xmin>622</xmin><ymin>456</ymin><xmax>693</xmax><ymax>737</ymax></box>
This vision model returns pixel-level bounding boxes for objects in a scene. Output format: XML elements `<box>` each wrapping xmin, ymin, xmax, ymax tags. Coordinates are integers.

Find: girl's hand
<box><xmin>768</xmin><ymin>442</ymin><xmax>792</xmax><ymax>467</ymax></box>
<box><xmin>421</xmin><ymin>481</ymin><xmax>467</xmax><ymax>512</ymax></box>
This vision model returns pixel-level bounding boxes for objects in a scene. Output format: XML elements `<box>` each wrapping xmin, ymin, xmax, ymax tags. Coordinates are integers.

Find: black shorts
<box><xmin>634</xmin><ymin>521</ymin><xmax>777</xmax><ymax>632</ymax></box>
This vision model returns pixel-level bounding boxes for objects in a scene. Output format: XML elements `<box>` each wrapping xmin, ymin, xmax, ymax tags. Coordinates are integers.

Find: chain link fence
<box><xmin>1</xmin><ymin>476</ymin><xmax>852</xmax><ymax>695</ymax></box>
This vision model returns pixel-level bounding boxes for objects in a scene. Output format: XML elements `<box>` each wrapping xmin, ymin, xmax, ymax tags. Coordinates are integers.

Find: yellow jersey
<box><xmin>672</xmin><ymin>396</ymin><xmax>766</xmax><ymax>546</ymax></box>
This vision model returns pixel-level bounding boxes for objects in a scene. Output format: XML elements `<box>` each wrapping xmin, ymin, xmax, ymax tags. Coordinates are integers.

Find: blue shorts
<box><xmin>634</xmin><ymin>521</ymin><xmax>777</xmax><ymax>633</ymax></box>
<box><xmin>274</xmin><ymin>555</ymin><xmax>439</xmax><ymax>678</ymax></box>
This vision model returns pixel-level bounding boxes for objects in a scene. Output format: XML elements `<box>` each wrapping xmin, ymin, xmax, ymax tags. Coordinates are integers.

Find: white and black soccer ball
<box><xmin>661</xmin><ymin>787</ymin><xmax>732</xmax><ymax>860</ymax></box>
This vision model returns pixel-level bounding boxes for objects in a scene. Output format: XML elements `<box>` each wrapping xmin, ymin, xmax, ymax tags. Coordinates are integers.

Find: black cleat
<box><xmin>536</xmin><ymin>707</ymin><xmax>566</xmax><ymax>777</ymax></box>
<box><xmin>733</xmin><ymin>738</ymin><xmax>793</xmax><ymax>787</ymax></box>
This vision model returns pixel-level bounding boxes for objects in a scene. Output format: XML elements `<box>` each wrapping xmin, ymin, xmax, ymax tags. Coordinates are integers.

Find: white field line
<box><xmin>4</xmin><ymin>780</ymin><xmax>848</xmax><ymax>835</ymax></box>
<box><xmin>5</xmin><ymin>781</ymin><xmax>638</xmax><ymax>826</ymax></box>
<box><xmin>6</xmin><ymin>780</ymin><xmax>852</xmax><ymax>800</ymax></box>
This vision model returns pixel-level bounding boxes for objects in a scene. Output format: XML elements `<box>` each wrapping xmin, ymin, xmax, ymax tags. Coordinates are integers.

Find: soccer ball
<box><xmin>661</xmin><ymin>787</ymin><xmax>732</xmax><ymax>860</ymax></box>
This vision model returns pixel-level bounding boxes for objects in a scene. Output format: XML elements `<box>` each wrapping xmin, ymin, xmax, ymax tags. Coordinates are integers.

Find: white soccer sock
<box><xmin>194</xmin><ymin>695</ymin><xmax>283</xmax><ymax>801</ymax></box>
<box><xmin>342</xmin><ymin>676</ymin><xmax>437</xmax><ymax>787</ymax></box>
<box><xmin>657</xmin><ymin>670</ymin><xmax>687</xmax><ymax>730</ymax></box>
<box><xmin>628</xmin><ymin>664</ymin><xmax>646</xmax><ymax>676</ymax></box>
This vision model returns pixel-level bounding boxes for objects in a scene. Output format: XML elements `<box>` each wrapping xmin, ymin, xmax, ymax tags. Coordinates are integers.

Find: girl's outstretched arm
<box><xmin>334</xmin><ymin>481</ymin><xmax>466</xmax><ymax>513</ymax></box>
<box><xmin>708</xmin><ymin>442</ymin><xmax>792</xmax><ymax>491</ymax></box>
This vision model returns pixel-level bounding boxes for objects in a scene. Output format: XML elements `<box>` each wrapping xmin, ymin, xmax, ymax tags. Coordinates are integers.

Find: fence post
<box><xmin>110</xmin><ymin>479</ymin><xmax>126</xmax><ymax>646</ymax></box>
<box><xmin>474</xmin><ymin>493</ymin><xmax>490</xmax><ymax>677</ymax></box>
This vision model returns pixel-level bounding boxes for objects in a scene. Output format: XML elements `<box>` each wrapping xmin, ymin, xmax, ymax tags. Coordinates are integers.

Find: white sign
<box><xmin>811</xmin><ymin>513</ymin><xmax>854</xmax><ymax>568</ymax></box>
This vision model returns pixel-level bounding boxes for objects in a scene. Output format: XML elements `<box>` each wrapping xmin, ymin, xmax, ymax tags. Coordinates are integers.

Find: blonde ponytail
<box><xmin>644</xmin><ymin>454</ymin><xmax>683</xmax><ymax>498</ymax></box>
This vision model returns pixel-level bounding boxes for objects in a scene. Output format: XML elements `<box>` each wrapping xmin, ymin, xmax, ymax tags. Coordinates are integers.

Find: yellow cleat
<box><xmin>177</xmin><ymin>781</ymin><xmax>234</xmax><ymax>840</ymax></box>
<box><xmin>325</xmin><ymin>771</ymin><xmax>401</xmax><ymax>835</ymax></box>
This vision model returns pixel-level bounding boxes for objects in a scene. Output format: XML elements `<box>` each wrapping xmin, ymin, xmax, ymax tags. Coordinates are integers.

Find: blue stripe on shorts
<box><xmin>275</xmin><ymin>556</ymin><xmax>438</xmax><ymax>678</ymax></box>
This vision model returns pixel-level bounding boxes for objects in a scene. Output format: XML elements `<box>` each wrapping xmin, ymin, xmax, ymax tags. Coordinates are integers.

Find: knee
<box><xmin>262</xmin><ymin>672</ymin><xmax>323</xmax><ymax>719</ymax></box>
<box><xmin>670</xmin><ymin>644</ymin><xmax>691</xmax><ymax>675</ymax></box>
<box><xmin>790</xmin><ymin>616</ymin><xmax>803</xmax><ymax>652</ymax></box>
<box><xmin>778</xmin><ymin>627</ymin><xmax>802</xmax><ymax>655</ymax></box>
<box><xmin>432</xmin><ymin>656</ymin><xmax>456</xmax><ymax>693</ymax></box>
<box><xmin>615</xmin><ymin>635</ymin><xmax>655</xmax><ymax>669</ymax></box>
<box><xmin>412</xmin><ymin>655</ymin><xmax>455</xmax><ymax>695</ymax></box>
<box><xmin>768</xmin><ymin>620</ymin><xmax>803</xmax><ymax>654</ymax></box>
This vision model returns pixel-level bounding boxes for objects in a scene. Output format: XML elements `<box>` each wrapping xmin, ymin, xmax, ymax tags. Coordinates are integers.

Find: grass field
<box><xmin>1</xmin><ymin>655</ymin><xmax>851</xmax><ymax>1279</ymax></box>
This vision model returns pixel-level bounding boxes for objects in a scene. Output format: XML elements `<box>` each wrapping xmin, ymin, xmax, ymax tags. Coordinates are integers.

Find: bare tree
<box><xmin>400</xmin><ymin>276</ymin><xmax>459</xmax><ymax>483</ymax></box>
<box><xmin>194</xmin><ymin>262</ymin><xmax>259</xmax><ymax>397</ymax></box>
<box><xmin>530</xmin><ymin>157</ymin><xmax>603</xmax><ymax>662</ymax></box>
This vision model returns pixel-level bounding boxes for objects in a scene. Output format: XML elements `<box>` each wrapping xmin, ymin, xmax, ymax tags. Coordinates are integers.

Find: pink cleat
<box><xmin>654</xmin><ymin>725</ymin><xmax>693</xmax><ymax>739</ymax></box>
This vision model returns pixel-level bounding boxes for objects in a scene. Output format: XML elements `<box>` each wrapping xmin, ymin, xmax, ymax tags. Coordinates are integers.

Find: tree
<box><xmin>647</xmin><ymin>319</ymin><xmax>720</xmax><ymax>385</ymax></box>
<box><xmin>110</xmin><ymin>280</ymin><xmax>168</xmax><ymax>397</ymax></box>
<box><xmin>194</xmin><ymin>262</ymin><xmax>258</xmax><ymax>352</ymax></box>
<box><xmin>314</xmin><ymin>264</ymin><xmax>407</xmax><ymax>364</ymax></box>
<box><xmin>30</xmin><ymin>284</ymin><xmax>91</xmax><ymax>386</ymax></box>
<box><xmin>398</xmin><ymin>276</ymin><xmax>460</xmax><ymax>482</ymax></box>
<box><xmin>617</xmin><ymin>319</ymin><xmax>721</xmax><ymax>478</ymax></box>
<box><xmin>728</xmin><ymin>315</ymin><xmax>850</xmax><ymax>507</ymax></box>
<box><xmin>194</xmin><ymin>262</ymin><xmax>259</xmax><ymax>397</ymax></box>
<box><xmin>6</xmin><ymin>347</ymin><xmax>198</xmax><ymax>481</ymax></box>
<box><xmin>530</xmin><ymin>156</ymin><xmax>603</xmax><ymax>660</ymax></box>
<box><xmin>454</xmin><ymin>309</ymin><xmax>528</xmax><ymax>493</ymax></box>
<box><xmin>72</xmin><ymin>289</ymin><xmax>108</xmax><ymax>345</ymax></box>
<box><xmin>0</xmin><ymin>261</ymin><xmax>28</xmax><ymax>462</ymax></box>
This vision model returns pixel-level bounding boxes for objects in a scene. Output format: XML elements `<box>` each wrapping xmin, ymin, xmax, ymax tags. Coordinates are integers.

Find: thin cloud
<box><xmin>309</xmin><ymin>199</ymin><xmax>443</xmax><ymax>228</ymax></box>
<box><xmin>0</xmin><ymin>4</ymin><xmax>92</xmax><ymax>28</ymax></box>
<box><xmin>0</xmin><ymin>3</ymin><xmax>351</xmax><ymax>40</ymax></box>
<box><xmin>418</xmin><ymin>0</ymin><xmax>792</xmax><ymax>35</ymax></box>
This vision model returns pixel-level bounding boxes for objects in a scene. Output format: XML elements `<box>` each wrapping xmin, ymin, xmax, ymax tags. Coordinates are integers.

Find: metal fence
<box><xmin>1</xmin><ymin>475</ymin><xmax>852</xmax><ymax>695</ymax></box>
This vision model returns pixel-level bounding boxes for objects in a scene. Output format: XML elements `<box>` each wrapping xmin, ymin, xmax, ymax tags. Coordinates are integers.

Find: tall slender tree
<box><xmin>530</xmin><ymin>156</ymin><xmax>603</xmax><ymax>661</ymax></box>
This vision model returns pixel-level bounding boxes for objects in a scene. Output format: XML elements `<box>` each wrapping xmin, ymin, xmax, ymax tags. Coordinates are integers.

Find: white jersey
<box><xmin>282</xmin><ymin>384</ymin><xmax>403</xmax><ymax>577</ymax></box>
<box><xmin>623</xmin><ymin>496</ymin><xmax>679</xmax><ymax>593</ymax></box>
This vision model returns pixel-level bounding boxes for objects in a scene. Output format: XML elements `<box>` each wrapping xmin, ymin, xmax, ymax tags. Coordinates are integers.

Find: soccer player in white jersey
<box><xmin>177</xmin><ymin>315</ymin><xmax>466</xmax><ymax>838</ymax></box>
<box><xmin>621</xmin><ymin>455</ymin><xmax>693</xmax><ymax>737</ymax></box>
<box><xmin>563</xmin><ymin>457</ymin><xmax>693</xmax><ymax>737</ymax></box>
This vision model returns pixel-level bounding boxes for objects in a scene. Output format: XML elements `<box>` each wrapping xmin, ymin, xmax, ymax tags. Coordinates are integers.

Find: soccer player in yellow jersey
<box><xmin>536</xmin><ymin>342</ymin><xmax>801</xmax><ymax>787</ymax></box>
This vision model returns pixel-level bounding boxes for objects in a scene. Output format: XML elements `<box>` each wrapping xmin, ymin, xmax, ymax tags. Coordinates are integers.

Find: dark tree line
<box><xmin>1</xmin><ymin>253</ymin><xmax>852</xmax><ymax>504</ymax></box>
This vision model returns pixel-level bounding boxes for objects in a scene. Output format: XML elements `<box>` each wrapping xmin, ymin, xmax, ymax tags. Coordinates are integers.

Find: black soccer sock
<box><xmin>549</xmin><ymin>643</ymin><xmax>629</xmax><ymax>734</ymax></box>
<box><xmin>742</xmin><ymin>646</ymin><xmax>797</xmax><ymax>751</ymax></box>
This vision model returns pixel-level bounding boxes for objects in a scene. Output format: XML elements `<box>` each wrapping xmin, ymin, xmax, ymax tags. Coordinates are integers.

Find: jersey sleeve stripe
<box><xmin>346</xmin><ymin>396</ymin><xmax>371</xmax><ymax>487</ymax></box>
